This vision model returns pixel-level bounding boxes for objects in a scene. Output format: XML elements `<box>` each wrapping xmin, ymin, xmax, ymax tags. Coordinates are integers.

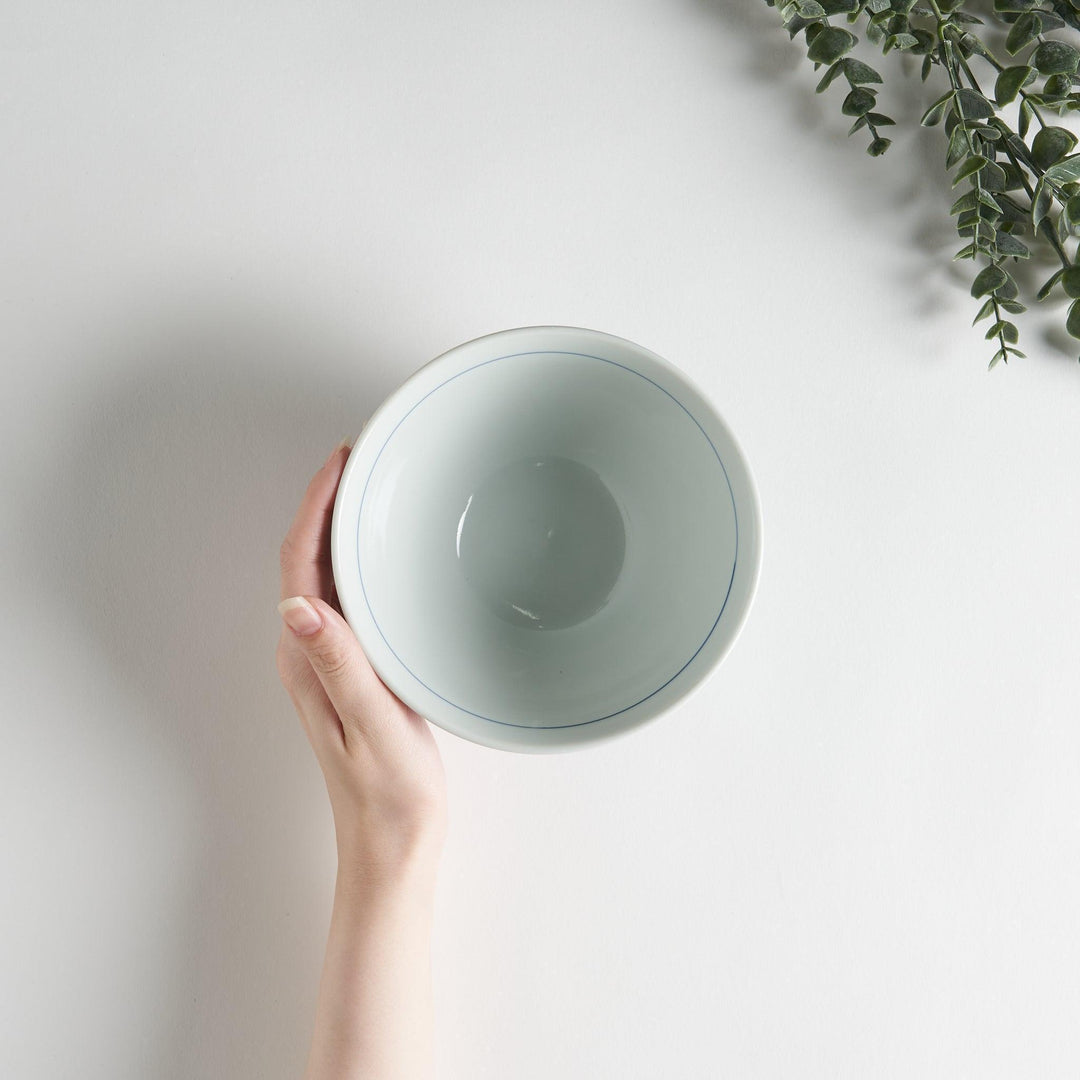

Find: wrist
<box><xmin>334</xmin><ymin>827</ymin><xmax>442</xmax><ymax>901</ymax></box>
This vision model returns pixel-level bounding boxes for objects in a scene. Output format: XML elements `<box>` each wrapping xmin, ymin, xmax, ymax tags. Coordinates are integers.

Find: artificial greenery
<box><xmin>768</xmin><ymin>0</ymin><xmax>1080</xmax><ymax>367</ymax></box>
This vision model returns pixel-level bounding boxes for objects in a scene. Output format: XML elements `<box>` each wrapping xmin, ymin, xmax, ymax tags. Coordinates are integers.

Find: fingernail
<box><xmin>278</xmin><ymin>596</ymin><xmax>323</xmax><ymax>636</ymax></box>
<box><xmin>323</xmin><ymin>437</ymin><xmax>353</xmax><ymax>468</ymax></box>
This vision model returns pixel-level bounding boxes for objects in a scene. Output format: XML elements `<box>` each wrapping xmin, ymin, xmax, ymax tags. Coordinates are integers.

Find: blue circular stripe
<box><xmin>356</xmin><ymin>350</ymin><xmax>739</xmax><ymax>730</ymax></box>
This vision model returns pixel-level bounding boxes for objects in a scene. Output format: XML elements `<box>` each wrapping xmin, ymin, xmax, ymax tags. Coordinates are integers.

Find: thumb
<box><xmin>277</xmin><ymin>595</ymin><xmax>388</xmax><ymax>733</ymax></box>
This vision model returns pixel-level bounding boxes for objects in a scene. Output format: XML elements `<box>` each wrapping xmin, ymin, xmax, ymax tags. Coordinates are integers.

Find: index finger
<box><xmin>279</xmin><ymin>439</ymin><xmax>353</xmax><ymax>603</ymax></box>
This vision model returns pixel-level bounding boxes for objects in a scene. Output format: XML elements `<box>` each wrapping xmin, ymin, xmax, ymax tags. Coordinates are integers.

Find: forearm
<box><xmin>304</xmin><ymin>863</ymin><xmax>438</xmax><ymax>1080</ymax></box>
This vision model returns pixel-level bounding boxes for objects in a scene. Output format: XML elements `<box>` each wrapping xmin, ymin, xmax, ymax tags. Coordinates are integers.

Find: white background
<box><xmin>3</xmin><ymin>2</ymin><xmax>1079</xmax><ymax>1077</ymax></box>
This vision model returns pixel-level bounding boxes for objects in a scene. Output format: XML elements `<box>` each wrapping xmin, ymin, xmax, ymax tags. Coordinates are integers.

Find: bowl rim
<box><xmin>331</xmin><ymin>325</ymin><xmax>762</xmax><ymax>753</ymax></box>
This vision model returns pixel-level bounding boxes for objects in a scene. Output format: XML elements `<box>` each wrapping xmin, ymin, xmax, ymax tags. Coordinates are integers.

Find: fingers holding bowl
<box><xmin>279</xmin><ymin>439</ymin><xmax>353</xmax><ymax>605</ymax></box>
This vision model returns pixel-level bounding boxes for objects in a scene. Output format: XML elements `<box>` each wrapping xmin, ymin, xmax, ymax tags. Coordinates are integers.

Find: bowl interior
<box><xmin>349</xmin><ymin>342</ymin><xmax>740</xmax><ymax>731</ymax></box>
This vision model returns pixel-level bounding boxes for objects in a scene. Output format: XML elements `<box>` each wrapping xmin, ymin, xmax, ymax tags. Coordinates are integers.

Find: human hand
<box><xmin>276</xmin><ymin>438</ymin><xmax>447</xmax><ymax>888</ymax></box>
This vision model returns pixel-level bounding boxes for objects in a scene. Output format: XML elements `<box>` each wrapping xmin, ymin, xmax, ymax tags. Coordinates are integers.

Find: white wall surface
<box><xmin>3</xmin><ymin>2</ymin><xmax>1079</xmax><ymax>1077</ymax></box>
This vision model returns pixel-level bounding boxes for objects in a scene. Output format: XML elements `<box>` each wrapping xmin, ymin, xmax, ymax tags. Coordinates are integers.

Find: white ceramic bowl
<box><xmin>331</xmin><ymin>326</ymin><xmax>762</xmax><ymax>752</ymax></box>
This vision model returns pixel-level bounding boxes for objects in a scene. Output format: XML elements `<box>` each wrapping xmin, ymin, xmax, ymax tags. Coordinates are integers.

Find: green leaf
<box><xmin>995</xmin><ymin>65</ymin><xmax>1035</xmax><ymax>106</ymax></box>
<box><xmin>958</xmin><ymin>219</ymin><xmax>996</xmax><ymax>240</ymax></box>
<box><xmin>842</xmin><ymin>87</ymin><xmax>876</xmax><ymax>115</ymax></box>
<box><xmin>988</xmin><ymin>348</ymin><xmax>1007</xmax><ymax>369</ymax></box>
<box><xmin>955</xmin><ymin>88</ymin><xmax>996</xmax><ymax>119</ymax></box>
<box><xmin>1005</xmin><ymin>12</ymin><xmax>1041</xmax><ymax>54</ymax></box>
<box><xmin>795</xmin><ymin>0</ymin><xmax>828</xmax><ymax>16</ymax></box>
<box><xmin>982</xmin><ymin>161</ymin><xmax>1009</xmax><ymax>192</ymax></box>
<box><xmin>1058</xmin><ymin>208</ymin><xmax>1072</xmax><ymax>244</ymax></box>
<box><xmin>1033</xmin><ymin>40</ymin><xmax>1080</xmax><ymax>74</ymax></box>
<box><xmin>946</xmin><ymin>124</ymin><xmax>971</xmax><ymax>168</ymax></box>
<box><xmin>973</xmin><ymin>297</ymin><xmax>996</xmax><ymax>324</ymax></box>
<box><xmin>995</xmin><ymin>231</ymin><xmax>1031</xmax><ymax>257</ymax></box>
<box><xmin>1067</xmin><ymin>299</ymin><xmax>1080</xmax><ymax>338</ymax></box>
<box><xmin>1044</xmin><ymin>74</ymin><xmax>1073</xmax><ymax>100</ymax></box>
<box><xmin>971</xmin><ymin>264</ymin><xmax>1008</xmax><ymax>297</ymax></box>
<box><xmin>1037</xmin><ymin>268</ymin><xmax>1065</xmax><ymax>299</ymax></box>
<box><xmin>970</xmin><ymin>123</ymin><xmax>1002</xmax><ymax>142</ymax></box>
<box><xmin>807</xmin><ymin>26</ymin><xmax>857</xmax><ymax>63</ymax></box>
<box><xmin>1033</xmin><ymin>126</ymin><xmax>1080</xmax><ymax>169</ymax></box>
<box><xmin>956</xmin><ymin>31</ymin><xmax>988</xmax><ymax>57</ymax></box>
<box><xmin>909</xmin><ymin>29</ymin><xmax>934</xmax><ymax>54</ymax></box>
<box><xmin>1032</xmin><ymin>179</ymin><xmax>1052</xmax><ymax>225</ymax></box>
<box><xmin>1001</xmin><ymin>133</ymin><xmax>1033</xmax><ymax>169</ymax></box>
<box><xmin>885</xmin><ymin>32</ymin><xmax>920</xmax><ymax>50</ymax></box>
<box><xmin>1018</xmin><ymin>98</ymin><xmax>1035</xmax><ymax>139</ymax></box>
<box><xmin>999</xmin><ymin>162</ymin><xmax>1025</xmax><ymax>192</ymax></box>
<box><xmin>952</xmin><ymin>155</ymin><xmax>990</xmax><ymax>185</ymax></box>
<box><xmin>995</xmin><ymin>193</ymin><xmax>1029</xmax><ymax>223</ymax></box>
<box><xmin>819</xmin><ymin>0</ymin><xmax>859</xmax><ymax>11</ymax></box>
<box><xmin>954</xmin><ymin>243</ymin><xmax>978</xmax><ymax>259</ymax></box>
<box><xmin>849</xmin><ymin>115</ymin><xmax>868</xmax><ymax>134</ymax></box>
<box><xmin>866</xmin><ymin>112</ymin><xmax>895</xmax><ymax>126</ymax></box>
<box><xmin>1065</xmin><ymin>194</ymin><xmax>1080</xmax><ymax>226</ymax></box>
<box><xmin>1045</xmin><ymin>155</ymin><xmax>1080</xmax><ymax>184</ymax></box>
<box><xmin>985</xmin><ymin>320</ymin><xmax>1020</xmax><ymax>344</ymax></box>
<box><xmin>995</xmin><ymin>0</ymin><xmax>1040</xmax><ymax>10</ymax></box>
<box><xmin>816</xmin><ymin>61</ymin><xmax>845</xmax><ymax>92</ymax></box>
<box><xmin>867</xmin><ymin>136</ymin><xmax>892</xmax><ymax>156</ymax></box>
<box><xmin>965</xmin><ymin>201</ymin><xmax>1002</xmax><ymax>223</ymax></box>
<box><xmin>1000</xmin><ymin>299</ymin><xmax>1026</xmax><ymax>314</ymax></box>
<box><xmin>921</xmin><ymin>92</ymin><xmax>952</xmax><ymax>126</ymax></box>
<box><xmin>951</xmin><ymin>190</ymin><xmax>979</xmax><ymax>215</ymax></box>
<box><xmin>1035</xmin><ymin>10</ymin><xmax>1066</xmax><ymax>31</ymax></box>
<box><xmin>842</xmin><ymin>58</ymin><xmax>883</xmax><ymax>84</ymax></box>
<box><xmin>1062</xmin><ymin>266</ymin><xmax>1080</xmax><ymax>298</ymax></box>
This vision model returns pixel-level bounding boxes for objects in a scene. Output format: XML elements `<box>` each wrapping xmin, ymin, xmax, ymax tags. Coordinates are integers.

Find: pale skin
<box><xmin>276</xmin><ymin>438</ymin><xmax>447</xmax><ymax>1080</ymax></box>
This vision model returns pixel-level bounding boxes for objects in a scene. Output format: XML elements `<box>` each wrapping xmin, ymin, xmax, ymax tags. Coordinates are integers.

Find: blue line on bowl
<box><xmin>355</xmin><ymin>350</ymin><xmax>739</xmax><ymax>730</ymax></box>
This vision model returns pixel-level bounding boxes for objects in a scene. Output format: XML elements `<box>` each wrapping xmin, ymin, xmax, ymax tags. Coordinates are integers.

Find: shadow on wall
<box><xmin>689</xmin><ymin>0</ymin><xmax>960</xmax><ymax>311</ymax></box>
<box><xmin>33</xmin><ymin>285</ymin><xmax>401</xmax><ymax>1079</ymax></box>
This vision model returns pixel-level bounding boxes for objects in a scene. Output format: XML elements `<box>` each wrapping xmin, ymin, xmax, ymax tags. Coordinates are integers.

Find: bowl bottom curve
<box><xmin>455</xmin><ymin>454</ymin><xmax>626</xmax><ymax>632</ymax></box>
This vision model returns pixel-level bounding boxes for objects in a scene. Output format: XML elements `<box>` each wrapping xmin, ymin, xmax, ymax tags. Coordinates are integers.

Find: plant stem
<box><xmin>947</xmin><ymin>25</ymin><xmax>1049</xmax><ymax>131</ymax></box>
<box><xmin>946</xmin><ymin>30</ymin><xmax>1073</xmax><ymax>268</ymax></box>
<box><xmin>935</xmin><ymin>30</ymin><xmax>1015</xmax><ymax>361</ymax></box>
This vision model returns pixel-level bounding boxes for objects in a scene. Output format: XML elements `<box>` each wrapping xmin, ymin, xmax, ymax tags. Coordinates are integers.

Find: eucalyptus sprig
<box><xmin>768</xmin><ymin>0</ymin><xmax>1080</xmax><ymax>368</ymax></box>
